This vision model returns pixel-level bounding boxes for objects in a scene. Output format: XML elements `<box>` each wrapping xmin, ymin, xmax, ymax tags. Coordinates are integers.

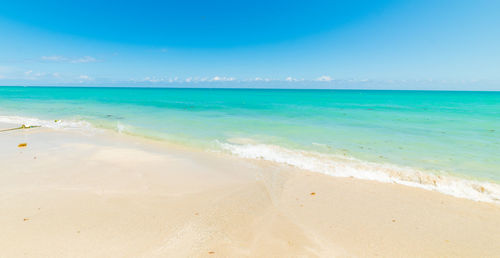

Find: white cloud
<box><xmin>71</xmin><ymin>56</ymin><xmax>97</xmax><ymax>63</ymax></box>
<box><xmin>78</xmin><ymin>75</ymin><xmax>93</xmax><ymax>82</ymax></box>
<box><xmin>23</xmin><ymin>70</ymin><xmax>46</xmax><ymax>79</ymax></box>
<box><xmin>285</xmin><ymin>77</ymin><xmax>304</xmax><ymax>82</ymax></box>
<box><xmin>142</xmin><ymin>76</ymin><xmax>165</xmax><ymax>83</ymax></box>
<box><xmin>253</xmin><ymin>77</ymin><xmax>271</xmax><ymax>82</ymax></box>
<box><xmin>210</xmin><ymin>76</ymin><xmax>235</xmax><ymax>82</ymax></box>
<box><xmin>0</xmin><ymin>75</ymin><xmax>5</xmax><ymax>79</ymax></box>
<box><xmin>20</xmin><ymin>70</ymin><xmax>65</xmax><ymax>81</ymax></box>
<box><xmin>41</xmin><ymin>56</ymin><xmax>67</xmax><ymax>62</ymax></box>
<box><xmin>316</xmin><ymin>75</ymin><xmax>333</xmax><ymax>82</ymax></box>
<box><xmin>136</xmin><ymin>76</ymin><xmax>237</xmax><ymax>83</ymax></box>
<box><xmin>41</xmin><ymin>55</ymin><xmax>98</xmax><ymax>63</ymax></box>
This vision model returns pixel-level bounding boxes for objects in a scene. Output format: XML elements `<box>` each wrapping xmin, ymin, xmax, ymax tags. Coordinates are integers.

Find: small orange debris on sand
<box><xmin>208</xmin><ymin>251</ymin><xmax>215</xmax><ymax>254</ymax></box>
<box><xmin>194</xmin><ymin>212</ymin><xmax>199</xmax><ymax>216</ymax></box>
<box><xmin>392</xmin><ymin>219</ymin><xmax>396</xmax><ymax>222</ymax></box>
<box><xmin>18</xmin><ymin>143</ymin><xmax>27</xmax><ymax>148</ymax></box>
<box><xmin>23</xmin><ymin>218</ymin><xmax>29</xmax><ymax>221</ymax></box>
<box><xmin>310</xmin><ymin>192</ymin><xmax>316</xmax><ymax>196</ymax></box>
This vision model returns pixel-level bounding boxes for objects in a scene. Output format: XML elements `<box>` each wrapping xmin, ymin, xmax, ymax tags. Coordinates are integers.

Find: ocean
<box><xmin>1</xmin><ymin>86</ymin><xmax>499</xmax><ymax>202</ymax></box>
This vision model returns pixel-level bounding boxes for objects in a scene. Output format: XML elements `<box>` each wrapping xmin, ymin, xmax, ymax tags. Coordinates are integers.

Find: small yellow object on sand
<box><xmin>18</xmin><ymin>143</ymin><xmax>27</xmax><ymax>148</ymax></box>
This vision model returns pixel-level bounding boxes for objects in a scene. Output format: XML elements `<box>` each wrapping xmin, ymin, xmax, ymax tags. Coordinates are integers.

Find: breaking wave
<box><xmin>217</xmin><ymin>141</ymin><xmax>500</xmax><ymax>204</ymax></box>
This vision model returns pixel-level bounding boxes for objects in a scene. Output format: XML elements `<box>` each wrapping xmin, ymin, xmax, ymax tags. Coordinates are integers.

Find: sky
<box><xmin>0</xmin><ymin>0</ymin><xmax>499</xmax><ymax>89</ymax></box>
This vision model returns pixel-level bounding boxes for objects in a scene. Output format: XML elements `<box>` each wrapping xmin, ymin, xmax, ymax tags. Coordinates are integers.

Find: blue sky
<box><xmin>0</xmin><ymin>0</ymin><xmax>499</xmax><ymax>89</ymax></box>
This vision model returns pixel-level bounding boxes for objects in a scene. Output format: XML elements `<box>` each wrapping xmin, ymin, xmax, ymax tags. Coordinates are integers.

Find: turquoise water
<box><xmin>1</xmin><ymin>87</ymin><xmax>499</xmax><ymax>201</ymax></box>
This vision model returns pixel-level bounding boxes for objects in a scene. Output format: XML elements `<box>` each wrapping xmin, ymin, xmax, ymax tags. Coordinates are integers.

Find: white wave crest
<box><xmin>218</xmin><ymin>141</ymin><xmax>500</xmax><ymax>204</ymax></box>
<box><xmin>0</xmin><ymin>115</ymin><xmax>94</xmax><ymax>131</ymax></box>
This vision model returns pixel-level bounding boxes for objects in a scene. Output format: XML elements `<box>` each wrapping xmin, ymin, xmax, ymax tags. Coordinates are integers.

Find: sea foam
<box><xmin>218</xmin><ymin>141</ymin><xmax>500</xmax><ymax>204</ymax></box>
<box><xmin>0</xmin><ymin>115</ymin><xmax>94</xmax><ymax>131</ymax></box>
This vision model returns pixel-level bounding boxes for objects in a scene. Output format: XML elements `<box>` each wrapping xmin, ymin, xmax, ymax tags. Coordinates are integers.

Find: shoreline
<box><xmin>1</xmin><ymin>121</ymin><xmax>500</xmax><ymax>256</ymax></box>
<box><xmin>2</xmin><ymin>114</ymin><xmax>500</xmax><ymax>204</ymax></box>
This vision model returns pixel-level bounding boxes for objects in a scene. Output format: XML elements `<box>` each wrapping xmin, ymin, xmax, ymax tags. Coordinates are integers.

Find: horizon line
<box><xmin>1</xmin><ymin>85</ymin><xmax>499</xmax><ymax>92</ymax></box>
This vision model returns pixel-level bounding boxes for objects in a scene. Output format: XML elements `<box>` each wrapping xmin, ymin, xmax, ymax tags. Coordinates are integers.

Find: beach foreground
<box><xmin>1</xmin><ymin>122</ymin><xmax>499</xmax><ymax>257</ymax></box>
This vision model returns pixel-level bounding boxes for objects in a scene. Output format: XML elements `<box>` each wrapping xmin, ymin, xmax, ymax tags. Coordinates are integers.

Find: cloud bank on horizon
<box><xmin>0</xmin><ymin>0</ymin><xmax>499</xmax><ymax>89</ymax></box>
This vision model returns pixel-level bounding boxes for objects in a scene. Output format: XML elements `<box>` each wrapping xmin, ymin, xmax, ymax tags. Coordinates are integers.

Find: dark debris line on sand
<box><xmin>0</xmin><ymin>124</ymin><xmax>41</xmax><ymax>133</ymax></box>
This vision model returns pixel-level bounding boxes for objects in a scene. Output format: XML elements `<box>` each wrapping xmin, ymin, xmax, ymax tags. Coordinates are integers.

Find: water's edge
<box><xmin>1</xmin><ymin>114</ymin><xmax>499</xmax><ymax>204</ymax></box>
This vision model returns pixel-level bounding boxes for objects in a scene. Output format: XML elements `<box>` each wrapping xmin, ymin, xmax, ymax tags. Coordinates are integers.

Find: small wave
<box><xmin>217</xmin><ymin>141</ymin><xmax>500</xmax><ymax>204</ymax></box>
<box><xmin>116</xmin><ymin>122</ymin><xmax>127</xmax><ymax>133</ymax></box>
<box><xmin>0</xmin><ymin>115</ymin><xmax>94</xmax><ymax>131</ymax></box>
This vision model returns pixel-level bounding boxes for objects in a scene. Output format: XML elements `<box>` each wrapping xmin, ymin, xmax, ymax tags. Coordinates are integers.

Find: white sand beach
<box><xmin>1</xmin><ymin>122</ymin><xmax>500</xmax><ymax>257</ymax></box>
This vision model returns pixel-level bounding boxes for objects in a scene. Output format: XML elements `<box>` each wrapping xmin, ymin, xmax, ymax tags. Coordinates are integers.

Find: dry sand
<box><xmin>1</xmin><ymin>122</ymin><xmax>499</xmax><ymax>257</ymax></box>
